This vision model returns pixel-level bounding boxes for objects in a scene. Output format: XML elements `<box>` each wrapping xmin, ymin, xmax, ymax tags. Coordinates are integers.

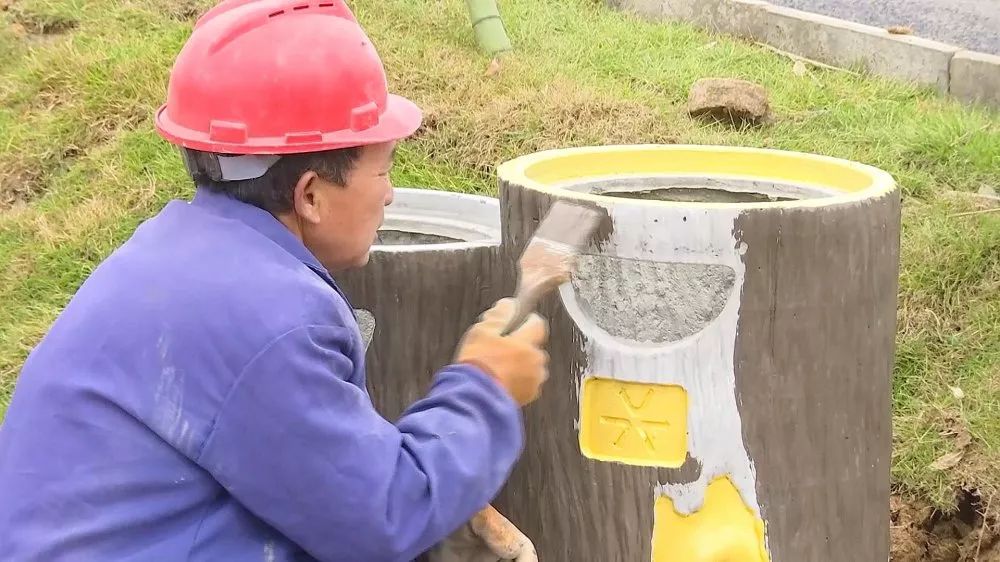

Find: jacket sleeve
<box><xmin>195</xmin><ymin>324</ymin><xmax>524</xmax><ymax>562</ymax></box>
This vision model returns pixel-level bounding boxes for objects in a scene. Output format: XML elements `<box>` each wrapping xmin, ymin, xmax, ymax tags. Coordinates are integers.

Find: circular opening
<box><xmin>497</xmin><ymin>145</ymin><xmax>896</xmax><ymax>209</ymax></box>
<box><xmin>375</xmin><ymin>229</ymin><xmax>462</xmax><ymax>245</ymax></box>
<box><xmin>605</xmin><ymin>188</ymin><xmax>793</xmax><ymax>204</ymax></box>
<box><xmin>564</xmin><ymin>176</ymin><xmax>836</xmax><ymax>204</ymax></box>
<box><xmin>371</xmin><ymin>188</ymin><xmax>501</xmax><ymax>249</ymax></box>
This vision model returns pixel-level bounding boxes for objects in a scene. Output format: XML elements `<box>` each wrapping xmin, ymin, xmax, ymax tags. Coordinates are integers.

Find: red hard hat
<box><xmin>155</xmin><ymin>0</ymin><xmax>421</xmax><ymax>155</ymax></box>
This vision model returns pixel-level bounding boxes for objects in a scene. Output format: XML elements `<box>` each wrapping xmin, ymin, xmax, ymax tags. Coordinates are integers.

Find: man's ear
<box><xmin>291</xmin><ymin>171</ymin><xmax>323</xmax><ymax>224</ymax></box>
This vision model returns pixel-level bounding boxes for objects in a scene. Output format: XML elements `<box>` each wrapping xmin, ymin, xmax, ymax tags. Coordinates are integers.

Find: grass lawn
<box><xmin>2</xmin><ymin>0</ymin><xmax>998</xmax><ymax>519</ymax></box>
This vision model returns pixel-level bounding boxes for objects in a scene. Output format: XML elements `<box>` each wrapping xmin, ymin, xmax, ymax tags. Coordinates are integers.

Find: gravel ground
<box><xmin>769</xmin><ymin>0</ymin><xmax>1000</xmax><ymax>55</ymax></box>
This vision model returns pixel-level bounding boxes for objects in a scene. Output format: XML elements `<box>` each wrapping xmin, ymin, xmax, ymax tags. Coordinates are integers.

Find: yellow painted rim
<box><xmin>496</xmin><ymin>144</ymin><xmax>897</xmax><ymax>209</ymax></box>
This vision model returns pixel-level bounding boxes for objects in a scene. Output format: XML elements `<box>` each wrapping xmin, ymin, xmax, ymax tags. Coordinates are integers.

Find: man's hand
<box><xmin>454</xmin><ymin>298</ymin><xmax>549</xmax><ymax>406</ymax></box>
<box><xmin>426</xmin><ymin>504</ymin><xmax>537</xmax><ymax>562</ymax></box>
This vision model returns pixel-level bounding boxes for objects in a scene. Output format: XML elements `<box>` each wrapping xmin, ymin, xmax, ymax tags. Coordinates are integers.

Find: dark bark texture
<box><xmin>732</xmin><ymin>191</ymin><xmax>900</xmax><ymax>561</ymax></box>
<box><xmin>333</xmin><ymin>245</ymin><xmax>504</xmax><ymax>422</ymax></box>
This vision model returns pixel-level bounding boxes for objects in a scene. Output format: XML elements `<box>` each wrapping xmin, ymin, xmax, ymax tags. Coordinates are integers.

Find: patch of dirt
<box><xmin>398</xmin><ymin>70</ymin><xmax>678</xmax><ymax>183</ymax></box>
<box><xmin>0</xmin><ymin>142</ymin><xmax>90</xmax><ymax>209</ymax></box>
<box><xmin>1</xmin><ymin>100</ymin><xmax>146</xmax><ymax>208</ymax></box>
<box><xmin>8</xmin><ymin>8</ymin><xmax>78</xmax><ymax>35</ymax></box>
<box><xmin>167</xmin><ymin>0</ymin><xmax>216</xmax><ymax>21</ymax></box>
<box><xmin>0</xmin><ymin>167</ymin><xmax>46</xmax><ymax>209</ymax></box>
<box><xmin>410</xmin><ymin>105</ymin><xmax>441</xmax><ymax>140</ymax></box>
<box><xmin>891</xmin><ymin>490</ymin><xmax>1000</xmax><ymax>561</ymax></box>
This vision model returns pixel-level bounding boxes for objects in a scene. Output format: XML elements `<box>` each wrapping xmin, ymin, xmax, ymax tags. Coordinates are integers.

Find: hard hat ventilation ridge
<box><xmin>268</xmin><ymin>2</ymin><xmax>346</xmax><ymax>19</ymax></box>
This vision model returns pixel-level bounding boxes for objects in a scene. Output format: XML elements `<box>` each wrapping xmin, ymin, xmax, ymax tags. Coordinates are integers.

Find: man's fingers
<box><xmin>507</xmin><ymin>312</ymin><xmax>547</xmax><ymax>346</ymax></box>
<box><xmin>479</xmin><ymin>298</ymin><xmax>516</xmax><ymax>327</ymax></box>
<box><xmin>515</xmin><ymin>545</ymin><xmax>539</xmax><ymax>562</ymax></box>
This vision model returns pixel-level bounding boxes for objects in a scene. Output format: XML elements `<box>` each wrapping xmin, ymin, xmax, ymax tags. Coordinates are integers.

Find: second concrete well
<box><xmin>494</xmin><ymin>145</ymin><xmax>901</xmax><ymax>562</ymax></box>
<box><xmin>333</xmin><ymin>187</ymin><xmax>503</xmax><ymax>421</ymax></box>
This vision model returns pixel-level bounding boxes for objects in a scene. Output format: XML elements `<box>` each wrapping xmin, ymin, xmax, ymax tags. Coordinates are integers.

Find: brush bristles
<box><xmin>531</xmin><ymin>200</ymin><xmax>603</xmax><ymax>251</ymax></box>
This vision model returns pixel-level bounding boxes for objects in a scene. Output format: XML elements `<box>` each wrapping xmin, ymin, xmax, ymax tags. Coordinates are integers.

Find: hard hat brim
<box><xmin>155</xmin><ymin>94</ymin><xmax>424</xmax><ymax>156</ymax></box>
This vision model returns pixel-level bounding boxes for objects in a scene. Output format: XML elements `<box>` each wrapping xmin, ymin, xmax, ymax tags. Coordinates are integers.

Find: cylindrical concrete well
<box><xmin>494</xmin><ymin>145</ymin><xmax>901</xmax><ymax>562</ymax></box>
<box><xmin>333</xmin><ymin>187</ymin><xmax>504</xmax><ymax>422</ymax></box>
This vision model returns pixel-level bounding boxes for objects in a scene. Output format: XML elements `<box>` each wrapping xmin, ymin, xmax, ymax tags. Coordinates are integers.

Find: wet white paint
<box><xmin>559</xmin><ymin>201</ymin><xmax>761</xmax><ymax>519</ymax></box>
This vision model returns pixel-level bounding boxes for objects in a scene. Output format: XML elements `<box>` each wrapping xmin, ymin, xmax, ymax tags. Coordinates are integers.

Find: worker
<box><xmin>0</xmin><ymin>1</ymin><xmax>548</xmax><ymax>560</ymax></box>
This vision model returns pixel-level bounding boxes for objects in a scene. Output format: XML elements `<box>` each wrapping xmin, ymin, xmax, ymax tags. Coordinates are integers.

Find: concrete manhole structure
<box><xmin>333</xmin><ymin>187</ymin><xmax>504</xmax><ymax>421</ymax></box>
<box><xmin>494</xmin><ymin>145</ymin><xmax>901</xmax><ymax>561</ymax></box>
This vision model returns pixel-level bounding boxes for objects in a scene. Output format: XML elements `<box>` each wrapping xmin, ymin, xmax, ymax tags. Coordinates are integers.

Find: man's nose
<box><xmin>385</xmin><ymin>182</ymin><xmax>394</xmax><ymax>206</ymax></box>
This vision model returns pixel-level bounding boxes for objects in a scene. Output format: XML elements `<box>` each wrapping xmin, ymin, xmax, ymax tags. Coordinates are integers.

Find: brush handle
<box><xmin>500</xmin><ymin>201</ymin><xmax>599</xmax><ymax>335</ymax></box>
<box><xmin>499</xmin><ymin>294</ymin><xmax>537</xmax><ymax>337</ymax></box>
<box><xmin>499</xmin><ymin>273</ymin><xmax>565</xmax><ymax>336</ymax></box>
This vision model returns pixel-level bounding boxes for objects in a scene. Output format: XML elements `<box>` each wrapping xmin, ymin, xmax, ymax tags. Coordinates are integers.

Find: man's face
<box><xmin>292</xmin><ymin>141</ymin><xmax>396</xmax><ymax>272</ymax></box>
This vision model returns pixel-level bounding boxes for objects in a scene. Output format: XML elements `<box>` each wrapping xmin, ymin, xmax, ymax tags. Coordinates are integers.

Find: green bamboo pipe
<box><xmin>466</xmin><ymin>0</ymin><xmax>512</xmax><ymax>55</ymax></box>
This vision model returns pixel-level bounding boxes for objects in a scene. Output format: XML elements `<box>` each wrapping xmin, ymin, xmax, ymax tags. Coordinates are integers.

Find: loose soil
<box><xmin>8</xmin><ymin>8</ymin><xmax>77</xmax><ymax>35</ymax></box>
<box><xmin>891</xmin><ymin>490</ymin><xmax>1000</xmax><ymax>561</ymax></box>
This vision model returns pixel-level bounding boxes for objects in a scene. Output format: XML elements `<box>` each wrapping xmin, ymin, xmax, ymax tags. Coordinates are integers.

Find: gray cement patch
<box><xmin>354</xmin><ymin>309</ymin><xmax>376</xmax><ymax>350</ymax></box>
<box><xmin>603</xmin><ymin>187</ymin><xmax>795</xmax><ymax>203</ymax></box>
<box><xmin>561</xmin><ymin>175</ymin><xmax>837</xmax><ymax>202</ymax></box>
<box><xmin>375</xmin><ymin>229</ymin><xmax>462</xmax><ymax>245</ymax></box>
<box><xmin>571</xmin><ymin>256</ymin><xmax>736</xmax><ymax>343</ymax></box>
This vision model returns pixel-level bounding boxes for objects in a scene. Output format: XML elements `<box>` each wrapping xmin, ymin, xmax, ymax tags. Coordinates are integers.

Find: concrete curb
<box><xmin>607</xmin><ymin>0</ymin><xmax>1000</xmax><ymax>109</ymax></box>
<box><xmin>950</xmin><ymin>51</ymin><xmax>1000</xmax><ymax>108</ymax></box>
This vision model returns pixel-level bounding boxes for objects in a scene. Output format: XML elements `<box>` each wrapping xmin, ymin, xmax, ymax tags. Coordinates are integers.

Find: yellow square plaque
<box><xmin>579</xmin><ymin>377</ymin><xmax>688</xmax><ymax>467</ymax></box>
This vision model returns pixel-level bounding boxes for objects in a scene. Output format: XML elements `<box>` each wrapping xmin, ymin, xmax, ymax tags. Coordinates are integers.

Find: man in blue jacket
<box><xmin>0</xmin><ymin>1</ymin><xmax>548</xmax><ymax>560</ymax></box>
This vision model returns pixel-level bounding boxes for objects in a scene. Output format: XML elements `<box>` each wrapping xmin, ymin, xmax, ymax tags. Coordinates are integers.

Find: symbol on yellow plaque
<box><xmin>579</xmin><ymin>377</ymin><xmax>687</xmax><ymax>467</ymax></box>
<box><xmin>652</xmin><ymin>476</ymin><xmax>770</xmax><ymax>562</ymax></box>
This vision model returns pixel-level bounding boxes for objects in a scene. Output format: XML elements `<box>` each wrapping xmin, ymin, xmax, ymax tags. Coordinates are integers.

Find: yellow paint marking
<box><xmin>579</xmin><ymin>377</ymin><xmax>687</xmax><ymax>467</ymax></box>
<box><xmin>653</xmin><ymin>476</ymin><xmax>769</xmax><ymax>562</ymax></box>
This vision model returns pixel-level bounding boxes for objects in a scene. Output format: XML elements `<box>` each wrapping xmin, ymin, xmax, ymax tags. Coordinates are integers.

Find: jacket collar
<box><xmin>190</xmin><ymin>187</ymin><xmax>343</xmax><ymax>294</ymax></box>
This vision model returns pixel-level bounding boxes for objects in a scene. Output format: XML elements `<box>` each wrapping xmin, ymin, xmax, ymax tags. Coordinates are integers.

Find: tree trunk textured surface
<box><xmin>492</xmin><ymin>178</ymin><xmax>900</xmax><ymax>562</ymax></box>
<box><xmin>333</xmin><ymin>246</ymin><xmax>504</xmax><ymax>422</ymax></box>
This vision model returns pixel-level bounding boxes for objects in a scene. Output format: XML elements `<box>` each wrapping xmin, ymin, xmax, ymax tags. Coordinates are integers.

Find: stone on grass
<box><xmin>687</xmin><ymin>78</ymin><xmax>771</xmax><ymax>127</ymax></box>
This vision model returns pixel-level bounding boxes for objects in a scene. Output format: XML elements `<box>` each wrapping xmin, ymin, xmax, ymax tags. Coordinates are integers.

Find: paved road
<box><xmin>769</xmin><ymin>0</ymin><xmax>1000</xmax><ymax>55</ymax></box>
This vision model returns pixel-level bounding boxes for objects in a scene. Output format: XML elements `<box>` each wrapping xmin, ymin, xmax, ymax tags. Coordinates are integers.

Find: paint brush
<box><xmin>500</xmin><ymin>200</ymin><xmax>604</xmax><ymax>336</ymax></box>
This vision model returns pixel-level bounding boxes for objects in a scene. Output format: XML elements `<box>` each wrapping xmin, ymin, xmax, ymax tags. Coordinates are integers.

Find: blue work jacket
<box><xmin>0</xmin><ymin>187</ymin><xmax>523</xmax><ymax>561</ymax></box>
